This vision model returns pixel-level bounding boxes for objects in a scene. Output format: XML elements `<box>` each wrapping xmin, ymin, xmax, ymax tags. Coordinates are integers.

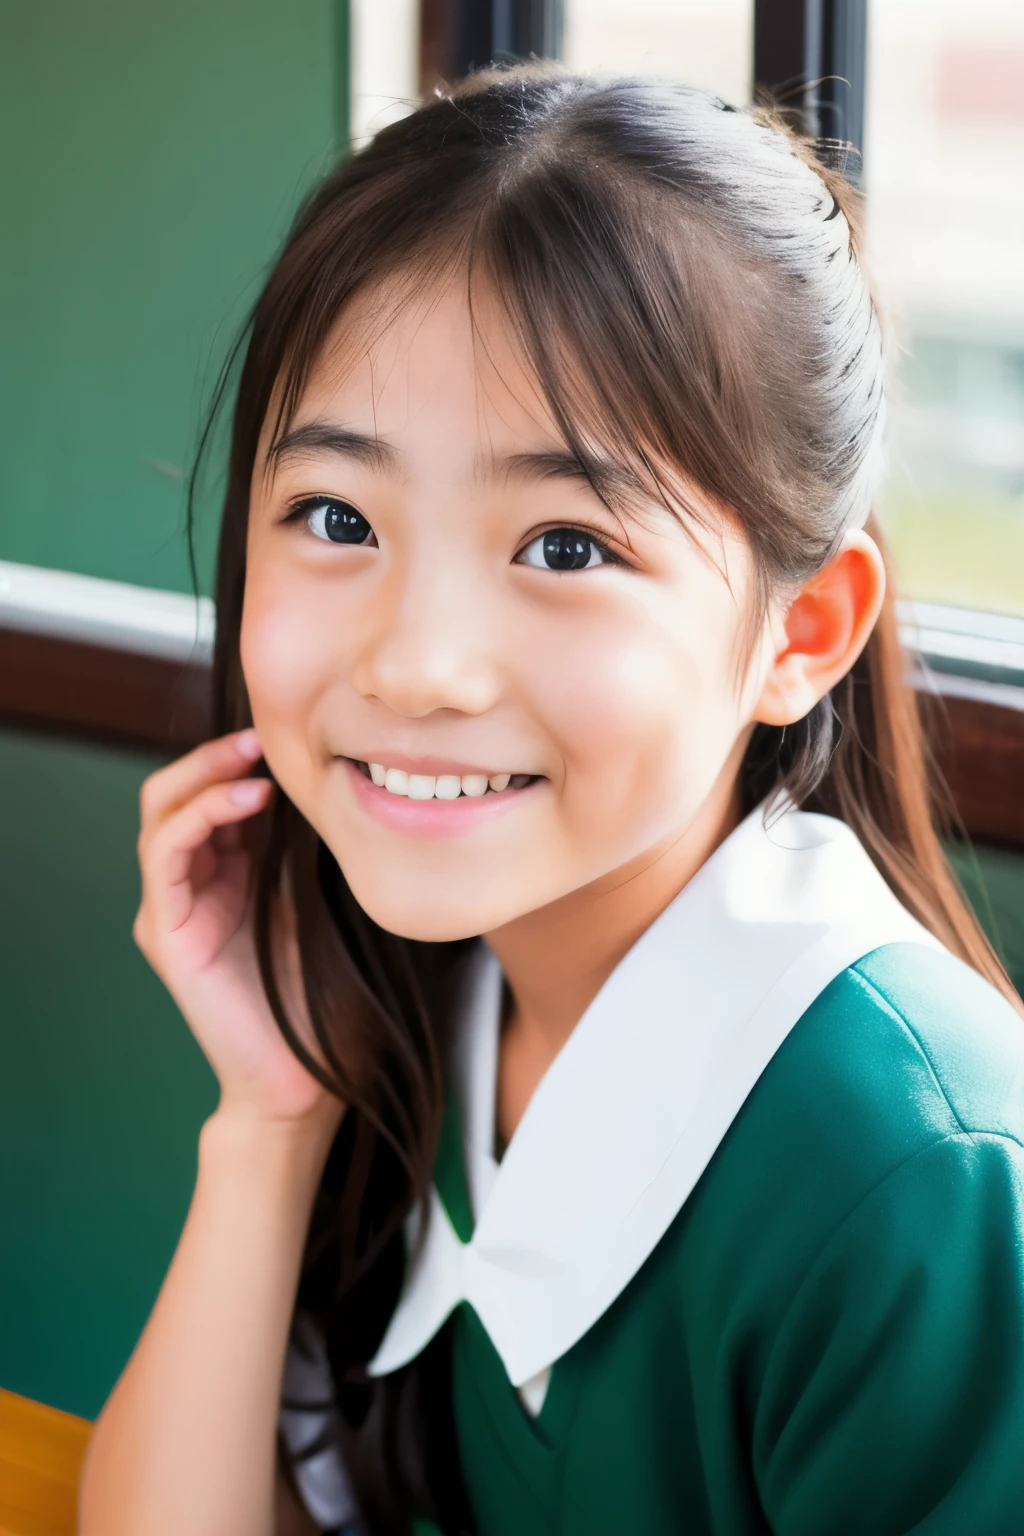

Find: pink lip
<box><xmin>337</xmin><ymin>757</ymin><xmax>543</xmax><ymax>839</ymax></box>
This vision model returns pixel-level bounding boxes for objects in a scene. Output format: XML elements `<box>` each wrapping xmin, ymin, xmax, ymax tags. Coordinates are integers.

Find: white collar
<box><xmin>368</xmin><ymin>800</ymin><xmax>943</xmax><ymax>1388</ymax></box>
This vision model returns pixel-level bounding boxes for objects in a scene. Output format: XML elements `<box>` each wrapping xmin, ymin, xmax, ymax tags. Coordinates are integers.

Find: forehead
<box><xmin>269</xmin><ymin>270</ymin><xmax>563</xmax><ymax>459</ymax></box>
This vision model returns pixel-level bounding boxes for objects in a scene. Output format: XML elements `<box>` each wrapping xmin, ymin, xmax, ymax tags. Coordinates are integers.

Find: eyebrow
<box><xmin>494</xmin><ymin>450</ymin><xmax>646</xmax><ymax>504</ymax></box>
<box><xmin>267</xmin><ymin>421</ymin><xmax>401</xmax><ymax>477</ymax></box>
<box><xmin>266</xmin><ymin>419</ymin><xmax>649</xmax><ymax>506</ymax></box>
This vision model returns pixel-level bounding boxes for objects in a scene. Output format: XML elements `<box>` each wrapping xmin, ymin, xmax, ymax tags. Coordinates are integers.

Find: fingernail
<box><xmin>235</xmin><ymin>728</ymin><xmax>261</xmax><ymax>757</ymax></box>
<box><xmin>229</xmin><ymin>780</ymin><xmax>266</xmax><ymax>806</ymax></box>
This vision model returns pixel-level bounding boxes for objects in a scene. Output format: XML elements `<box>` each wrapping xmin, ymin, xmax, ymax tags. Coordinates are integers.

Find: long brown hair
<box><xmin>194</xmin><ymin>61</ymin><xmax>1019</xmax><ymax>1533</ymax></box>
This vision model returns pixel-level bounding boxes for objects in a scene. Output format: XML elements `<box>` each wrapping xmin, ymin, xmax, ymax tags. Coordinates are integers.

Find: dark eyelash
<box><xmin>281</xmin><ymin>493</ymin><xmax>349</xmax><ymax>522</ymax></box>
<box><xmin>517</xmin><ymin>526</ymin><xmax>629</xmax><ymax>567</ymax></box>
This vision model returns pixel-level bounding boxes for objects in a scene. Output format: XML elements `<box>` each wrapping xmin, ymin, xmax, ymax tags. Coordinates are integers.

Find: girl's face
<box><xmin>241</xmin><ymin>275</ymin><xmax>778</xmax><ymax>941</ymax></box>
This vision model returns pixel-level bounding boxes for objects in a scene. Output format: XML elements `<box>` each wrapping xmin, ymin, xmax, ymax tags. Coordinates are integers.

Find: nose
<box><xmin>350</xmin><ymin>555</ymin><xmax>503</xmax><ymax>719</ymax></box>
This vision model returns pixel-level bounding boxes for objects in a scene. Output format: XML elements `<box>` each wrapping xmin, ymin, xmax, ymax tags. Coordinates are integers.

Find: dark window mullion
<box><xmin>424</xmin><ymin>0</ymin><xmax>563</xmax><ymax>81</ymax></box>
<box><xmin>753</xmin><ymin>0</ymin><xmax>868</xmax><ymax>178</ymax></box>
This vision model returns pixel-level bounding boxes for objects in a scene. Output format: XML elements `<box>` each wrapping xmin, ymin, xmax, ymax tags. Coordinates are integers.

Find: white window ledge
<box><xmin>0</xmin><ymin>560</ymin><xmax>214</xmax><ymax>665</ymax></box>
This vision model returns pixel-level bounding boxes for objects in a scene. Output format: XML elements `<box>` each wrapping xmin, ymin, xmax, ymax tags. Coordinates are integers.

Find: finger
<box><xmin>210</xmin><ymin>818</ymin><xmax>248</xmax><ymax>855</ymax></box>
<box><xmin>142</xmin><ymin>777</ymin><xmax>273</xmax><ymax>934</ymax></box>
<box><xmin>139</xmin><ymin>729</ymin><xmax>264</xmax><ymax>834</ymax></box>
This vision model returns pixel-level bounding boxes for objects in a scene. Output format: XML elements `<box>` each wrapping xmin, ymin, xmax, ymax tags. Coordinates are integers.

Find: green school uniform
<box><xmin>285</xmin><ymin>803</ymin><xmax>1024</xmax><ymax>1534</ymax></box>
<box><xmin>421</xmin><ymin>943</ymin><xmax>1024</xmax><ymax>1535</ymax></box>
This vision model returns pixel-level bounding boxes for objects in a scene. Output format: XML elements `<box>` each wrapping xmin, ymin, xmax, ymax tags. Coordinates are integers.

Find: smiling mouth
<box><xmin>347</xmin><ymin>759</ymin><xmax>540</xmax><ymax>801</ymax></box>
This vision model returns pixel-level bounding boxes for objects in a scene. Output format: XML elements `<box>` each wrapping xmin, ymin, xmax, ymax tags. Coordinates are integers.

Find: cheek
<box><xmin>530</xmin><ymin>590</ymin><xmax>745</xmax><ymax>820</ymax></box>
<box><xmin>238</xmin><ymin>570</ymin><xmax>345</xmax><ymax>766</ymax></box>
<box><xmin>241</xmin><ymin>595</ymin><xmax>312</xmax><ymax>718</ymax></box>
<box><xmin>239</xmin><ymin>576</ymin><xmax>353</xmax><ymax>836</ymax></box>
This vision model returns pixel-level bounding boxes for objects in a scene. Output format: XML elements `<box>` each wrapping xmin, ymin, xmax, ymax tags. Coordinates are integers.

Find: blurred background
<box><xmin>2</xmin><ymin>0</ymin><xmax>1023</xmax><ymax>1499</ymax></box>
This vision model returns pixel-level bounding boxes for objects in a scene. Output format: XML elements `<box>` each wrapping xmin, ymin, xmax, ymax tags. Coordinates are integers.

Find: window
<box><xmin>350</xmin><ymin>0</ymin><xmax>420</xmax><ymax>149</ymax></box>
<box><xmin>564</xmin><ymin>0</ymin><xmax>752</xmax><ymax>104</ymax></box>
<box><xmin>864</xmin><ymin>0</ymin><xmax>1024</xmax><ymax>617</ymax></box>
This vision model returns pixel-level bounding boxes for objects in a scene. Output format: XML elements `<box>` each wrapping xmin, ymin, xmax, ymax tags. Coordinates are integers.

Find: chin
<box><xmin>361</xmin><ymin>902</ymin><xmax>489</xmax><ymax>945</ymax></box>
<box><xmin>338</xmin><ymin>873</ymin><xmax>493</xmax><ymax>944</ymax></box>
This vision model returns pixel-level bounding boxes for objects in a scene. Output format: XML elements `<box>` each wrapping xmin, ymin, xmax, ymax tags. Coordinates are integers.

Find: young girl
<box><xmin>79</xmin><ymin>64</ymin><xmax>1024</xmax><ymax>1536</ymax></box>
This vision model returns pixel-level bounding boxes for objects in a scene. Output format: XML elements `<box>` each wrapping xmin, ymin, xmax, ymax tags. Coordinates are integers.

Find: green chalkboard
<box><xmin>0</xmin><ymin>0</ymin><xmax>348</xmax><ymax>1420</ymax></box>
<box><xmin>0</xmin><ymin>0</ymin><xmax>347</xmax><ymax>599</ymax></box>
<box><xmin>0</xmin><ymin>727</ymin><xmax>218</xmax><ymax>1418</ymax></box>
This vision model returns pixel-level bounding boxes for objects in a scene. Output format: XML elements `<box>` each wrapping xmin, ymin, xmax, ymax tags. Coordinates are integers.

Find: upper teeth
<box><xmin>368</xmin><ymin>764</ymin><xmax>513</xmax><ymax>799</ymax></box>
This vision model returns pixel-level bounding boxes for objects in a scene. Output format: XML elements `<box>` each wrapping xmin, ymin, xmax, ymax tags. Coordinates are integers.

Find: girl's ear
<box><xmin>752</xmin><ymin>529</ymin><xmax>887</xmax><ymax>727</ymax></box>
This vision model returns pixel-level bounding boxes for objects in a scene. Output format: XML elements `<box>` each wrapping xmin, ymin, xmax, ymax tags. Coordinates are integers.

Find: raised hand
<box><xmin>133</xmin><ymin>727</ymin><xmax>342</xmax><ymax>1129</ymax></box>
